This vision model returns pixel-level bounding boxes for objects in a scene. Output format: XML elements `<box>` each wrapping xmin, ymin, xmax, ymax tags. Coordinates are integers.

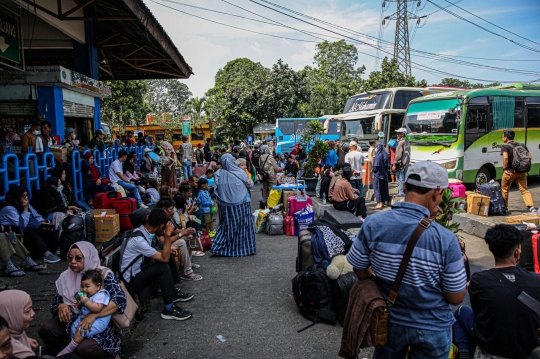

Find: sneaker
<box><xmin>529</xmin><ymin>207</ymin><xmax>536</xmax><ymax>212</ymax></box>
<box><xmin>174</xmin><ymin>291</ymin><xmax>194</xmax><ymax>302</ymax></box>
<box><xmin>161</xmin><ymin>307</ymin><xmax>192</xmax><ymax>321</ymax></box>
<box><xmin>43</xmin><ymin>253</ymin><xmax>61</xmax><ymax>264</ymax></box>
<box><xmin>181</xmin><ymin>273</ymin><xmax>203</xmax><ymax>281</ymax></box>
<box><xmin>140</xmin><ymin>204</ymin><xmax>149</xmax><ymax>209</ymax></box>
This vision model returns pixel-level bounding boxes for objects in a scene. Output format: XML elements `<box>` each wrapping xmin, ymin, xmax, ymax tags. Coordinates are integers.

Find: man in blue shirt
<box><xmin>347</xmin><ymin>161</ymin><xmax>467</xmax><ymax>359</ymax></box>
<box><xmin>321</xmin><ymin>140</ymin><xmax>338</xmax><ymax>170</ymax></box>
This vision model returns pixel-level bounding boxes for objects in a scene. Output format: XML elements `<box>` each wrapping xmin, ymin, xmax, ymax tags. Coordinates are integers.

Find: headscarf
<box><xmin>5</xmin><ymin>186</ymin><xmax>26</xmax><ymax>213</ymax></box>
<box><xmin>161</xmin><ymin>141</ymin><xmax>175</xmax><ymax>154</ymax></box>
<box><xmin>83</xmin><ymin>154</ymin><xmax>101</xmax><ymax>181</ymax></box>
<box><xmin>0</xmin><ymin>290</ymin><xmax>35</xmax><ymax>358</ymax></box>
<box><xmin>373</xmin><ymin>142</ymin><xmax>389</xmax><ymax>169</ymax></box>
<box><xmin>260</xmin><ymin>145</ymin><xmax>271</xmax><ymax>155</ymax></box>
<box><xmin>83</xmin><ymin>152</ymin><xmax>93</xmax><ymax>160</ymax></box>
<box><xmin>46</xmin><ymin>176</ymin><xmax>60</xmax><ymax>188</ymax></box>
<box><xmin>215</xmin><ymin>154</ymin><xmax>248</xmax><ymax>204</ymax></box>
<box><xmin>123</xmin><ymin>154</ymin><xmax>136</xmax><ymax>174</ymax></box>
<box><xmin>234</xmin><ymin>158</ymin><xmax>246</xmax><ymax>166</ymax></box>
<box><xmin>55</xmin><ymin>242</ymin><xmax>102</xmax><ymax>314</ymax></box>
<box><xmin>51</xmin><ymin>166</ymin><xmax>66</xmax><ymax>182</ymax></box>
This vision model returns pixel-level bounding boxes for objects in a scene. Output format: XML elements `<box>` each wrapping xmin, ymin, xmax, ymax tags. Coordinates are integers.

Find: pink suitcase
<box><xmin>449</xmin><ymin>182</ymin><xmax>466</xmax><ymax>198</ymax></box>
<box><xmin>195</xmin><ymin>164</ymin><xmax>207</xmax><ymax>178</ymax></box>
<box><xmin>288</xmin><ymin>195</ymin><xmax>313</xmax><ymax>215</ymax></box>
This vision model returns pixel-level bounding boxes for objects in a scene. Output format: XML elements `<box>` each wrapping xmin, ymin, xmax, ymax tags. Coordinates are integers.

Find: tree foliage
<box><xmin>101</xmin><ymin>80</ymin><xmax>152</xmax><ymax>127</ymax></box>
<box><xmin>144</xmin><ymin>79</ymin><xmax>192</xmax><ymax>116</ymax></box>
<box><xmin>363</xmin><ymin>57</ymin><xmax>427</xmax><ymax>91</ymax></box>
<box><xmin>303</xmin><ymin>40</ymin><xmax>365</xmax><ymax>116</ymax></box>
<box><xmin>434</xmin><ymin>78</ymin><xmax>501</xmax><ymax>89</ymax></box>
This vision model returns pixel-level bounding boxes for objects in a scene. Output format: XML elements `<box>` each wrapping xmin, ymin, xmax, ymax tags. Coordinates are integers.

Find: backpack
<box><xmin>99</xmin><ymin>229</ymin><xmax>141</xmax><ymax>275</ymax></box>
<box><xmin>510</xmin><ymin>142</ymin><xmax>531</xmax><ymax>173</ymax></box>
<box><xmin>331</xmin><ymin>271</ymin><xmax>358</xmax><ymax>325</ymax></box>
<box><xmin>292</xmin><ymin>264</ymin><xmax>336</xmax><ymax>331</ymax></box>
<box><xmin>258</xmin><ymin>155</ymin><xmax>270</xmax><ymax>181</ymax></box>
<box><xmin>266</xmin><ymin>212</ymin><xmax>284</xmax><ymax>235</ymax></box>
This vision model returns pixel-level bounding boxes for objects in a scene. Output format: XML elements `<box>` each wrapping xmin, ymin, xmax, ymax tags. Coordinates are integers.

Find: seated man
<box><xmin>155</xmin><ymin>198</ymin><xmax>202</xmax><ymax>281</ymax></box>
<box><xmin>120</xmin><ymin>208</ymin><xmax>194</xmax><ymax>321</ymax></box>
<box><xmin>283</xmin><ymin>155</ymin><xmax>298</xmax><ymax>178</ymax></box>
<box><xmin>108</xmin><ymin>150</ymin><xmax>147</xmax><ymax>209</ymax></box>
<box><xmin>453</xmin><ymin>224</ymin><xmax>540</xmax><ymax>359</ymax></box>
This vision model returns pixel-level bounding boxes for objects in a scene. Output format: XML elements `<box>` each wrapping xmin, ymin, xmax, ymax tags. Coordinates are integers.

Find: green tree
<box><xmin>363</xmin><ymin>57</ymin><xmax>427</xmax><ymax>91</ymax></box>
<box><xmin>101</xmin><ymin>80</ymin><xmax>152</xmax><ymax>127</ymax></box>
<box><xmin>303</xmin><ymin>40</ymin><xmax>365</xmax><ymax>116</ymax></box>
<box><xmin>185</xmin><ymin>96</ymin><xmax>208</xmax><ymax>135</ymax></box>
<box><xmin>435</xmin><ymin>78</ymin><xmax>501</xmax><ymax>89</ymax></box>
<box><xmin>145</xmin><ymin>79</ymin><xmax>192</xmax><ymax>116</ymax></box>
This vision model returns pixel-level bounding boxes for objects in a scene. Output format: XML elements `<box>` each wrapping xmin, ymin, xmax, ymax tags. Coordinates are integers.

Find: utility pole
<box><xmin>383</xmin><ymin>0</ymin><xmax>425</xmax><ymax>77</ymax></box>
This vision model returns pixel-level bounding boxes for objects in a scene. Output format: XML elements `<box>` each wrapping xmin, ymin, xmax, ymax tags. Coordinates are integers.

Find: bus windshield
<box><xmin>343</xmin><ymin>92</ymin><xmax>392</xmax><ymax>113</ymax></box>
<box><xmin>340</xmin><ymin>117</ymin><xmax>379</xmax><ymax>142</ymax></box>
<box><xmin>404</xmin><ymin>99</ymin><xmax>460</xmax><ymax>144</ymax></box>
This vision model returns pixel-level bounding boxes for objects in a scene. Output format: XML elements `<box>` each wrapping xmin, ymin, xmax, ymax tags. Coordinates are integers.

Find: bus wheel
<box><xmin>475</xmin><ymin>167</ymin><xmax>491</xmax><ymax>189</ymax></box>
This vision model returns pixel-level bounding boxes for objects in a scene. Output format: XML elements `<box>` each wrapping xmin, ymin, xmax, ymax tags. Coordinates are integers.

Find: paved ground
<box><xmin>2</xmin><ymin>176</ymin><xmax>540</xmax><ymax>358</ymax></box>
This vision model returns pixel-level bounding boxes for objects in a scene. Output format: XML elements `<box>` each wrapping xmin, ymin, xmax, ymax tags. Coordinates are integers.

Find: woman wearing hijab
<box><xmin>211</xmin><ymin>154</ymin><xmax>256</xmax><ymax>257</ymax></box>
<box><xmin>123</xmin><ymin>153</ymin><xmax>140</xmax><ymax>182</ymax></box>
<box><xmin>0</xmin><ymin>186</ymin><xmax>60</xmax><ymax>264</ymax></box>
<box><xmin>39</xmin><ymin>242</ymin><xmax>127</xmax><ymax>359</ymax></box>
<box><xmin>372</xmin><ymin>142</ymin><xmax>390</xmax><ymax>209</ymax></box>
<box><xmin>258</xmin><ymin>145</ymin><xmax>278</xmax><ymax>201</ymax></box>
<box><xmin>52</xmin><ymin>166</ymin><xmax>78</xmax><ymax>206</ymax></box>
<box><xmin>82</xmin><ymin>153</ymin><xmax>114</xmax><ymax>207</ymax></box>
<box><xmin>0</xmin><ymin>290</ymin><xmax>38</xmax><ymax>358</ymax></box>
<box><xmin>161</xmin><ymin>141</ymin><xmax>177</xmax><ymax>189</ymax></box>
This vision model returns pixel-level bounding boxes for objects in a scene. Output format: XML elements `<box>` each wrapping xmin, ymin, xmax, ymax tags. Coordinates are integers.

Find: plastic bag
<box><xmin>254</xmin><ymin>209</ymin><xmax>269</xmax><ymax>234</ymax></box>
<box><xmin>294</xmin><ymin>206</ymin><xmax>315</xmax><ymax>234</ymax></box>
<box><xmin>267</xmin><ymin>188</ymin><xmax>282</xmax><ymax>208</ymax></box>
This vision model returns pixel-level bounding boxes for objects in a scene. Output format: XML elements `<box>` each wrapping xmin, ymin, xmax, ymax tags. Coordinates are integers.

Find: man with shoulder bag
<box><xmin>342</xmin><ymin>161</ymin><xmax>467</xmax><ymax>359</ymax></box>
<box><xmin>120</xmin><ymin>208</ymin><xmax>195</xmax><ymax>321</ymax></box>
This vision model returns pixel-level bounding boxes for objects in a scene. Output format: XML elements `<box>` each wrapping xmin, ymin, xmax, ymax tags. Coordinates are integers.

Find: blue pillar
<box><xmin>73</xmin><ymin>21</ymin><xmax>99</xmax><ymax>80</ymax></box>
<box><xmin>37</xmin><ymin>85</ymin><xmax>64</xmax><ymax>142</ymax></box>
<box><xmin>94</xmin><ymin>97</ymin><xmax>101</xmax><ymax>131</ymax></box>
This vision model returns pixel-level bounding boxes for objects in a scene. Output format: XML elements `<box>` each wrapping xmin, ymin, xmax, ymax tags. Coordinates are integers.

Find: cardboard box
<box><xmin>467</xmin><ymin>193</ymin><xmax>490</xmax><ymax>217</ymax></box>
<box><xmin>91</xmin><ymin>209</ymin><xmax>120</xmax><ymax>242</ymax></box>
<box><xmin>283</xmin><ymin>191</ymin><xmax>295</xmax><ymax>214</ymax></box>
<box><xmin>50</xmin><ymin>146</ymin><xmax>67</xmax><ymax>163</ymax></box>
<box><xmin>506</xmin><ymin>214</ymin><xmax>540</xmax><ymax>225</ymax></box>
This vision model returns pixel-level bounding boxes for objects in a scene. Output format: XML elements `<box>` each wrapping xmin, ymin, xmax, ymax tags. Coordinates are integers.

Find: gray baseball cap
<box><xmin>405</xmin><ymin>161</ymin><xmax>448</xmax><ymax>189</ymax></box>
<box><xmin>396</xmin><ymin>127</ymin><xmax>407</xmax><ymax>134</ymax></box>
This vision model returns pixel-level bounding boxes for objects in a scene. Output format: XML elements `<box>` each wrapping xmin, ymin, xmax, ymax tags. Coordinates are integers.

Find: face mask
<box><xmin>72</xmin><ymin>135</ymin><xmax>76</xmax><ymax>140</ymax></box>
<box><xmin>149</xmin><ymin>233</ymin><xmax>155</xmax><ymax>240</ymax></box>
<box><xmin>33</xmin><ymin>130</ymin><xmax>41</xmax><ymax>135</ymax></box>
<box><xmin>57</xmin><ymin>185</ymin><xmax>64</xmax><ymax>193</ymax></box>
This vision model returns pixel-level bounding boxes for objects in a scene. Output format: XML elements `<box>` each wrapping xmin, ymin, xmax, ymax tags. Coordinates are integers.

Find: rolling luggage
<box><xmin>533</xmin><ymin>234</ymin><xmax>540</xmax><ymax>274</ymax></box>
<box><xmin>479</xmin><ymin>180</ymin><xmax>507</xmax><ymax>215</ymax></box>
<box><xmin>59</xmin><ymin>211</ymin><xmax>95</xmax><ymax>257</ymax></box>
<box><xmin>296</xmin><ymin>230</ymin><xmax>314</xmax><ymax>272</ymax></box>
<box><xmin>331</xmin><ymin>271</ymin><xmax>358</xmax><ymax>325</ymax></box>
<box><xmin>448</xmin><ymin>180</ymin><xmax>466</xmax><ymax>198</ymax></box>
<box><xmin>195</xmin><ymin>164</ymin><xmax>207</xmax><ymax>178</ymax></box>
<box><xmin>113</xmin><ymin>198</ymin><xmax>137</xmax><ymax>230</ymax></box>
<box><xmin>95</xmin><ymin>191</ymin><xmax>121</xmax><ymax>209</ymax></box>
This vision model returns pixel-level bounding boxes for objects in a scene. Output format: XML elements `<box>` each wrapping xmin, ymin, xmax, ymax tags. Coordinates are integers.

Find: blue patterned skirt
<box><xmin>211</xmin><ymin>202</ymin><xmax>256</xmax><ymax>257</ymax></box>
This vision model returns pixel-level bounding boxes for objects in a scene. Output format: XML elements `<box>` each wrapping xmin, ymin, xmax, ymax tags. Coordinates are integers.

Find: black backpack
<box><xmin>292</xmin><ymin>264</ymin><xmax>336</xmax><ymax>332</ymax></box>
<box><xmin>510</xmin><ymin>142</ymin><xmax>531</xmax><ymax>173</ymax></box>
<box><xmin>331</xmin><ymin>271</ymin><xmax>358</xmax><ymax>325</ymax></box>
<box><xmin>99</xmin><ymin>229</ymin><xmax>140</xmax><ymax>275</ymax></box>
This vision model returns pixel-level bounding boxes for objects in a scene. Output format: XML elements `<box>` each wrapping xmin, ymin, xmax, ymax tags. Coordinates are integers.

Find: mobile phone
<box><xmin>74</xmin><ymin>292</ymin><xmax>85</xmax><ymax>304</ymax></box>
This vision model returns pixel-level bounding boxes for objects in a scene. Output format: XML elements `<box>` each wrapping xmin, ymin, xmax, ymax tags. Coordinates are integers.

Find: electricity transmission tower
<box><xmin>383</xmin><ymin>0</ymin><xmax>425</xmax><ymax>77</ymax></box>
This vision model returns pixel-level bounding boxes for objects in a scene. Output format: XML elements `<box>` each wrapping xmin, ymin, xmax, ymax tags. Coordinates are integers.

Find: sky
<box><xmin>144</xmin><ymin>0</ymin><xmax>540</xmax><ymax>98</ymax></box>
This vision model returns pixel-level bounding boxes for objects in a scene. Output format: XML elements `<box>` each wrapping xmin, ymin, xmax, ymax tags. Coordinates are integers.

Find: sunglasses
<box><xmin>66</xmin><ymin>255</ymin><xmax>84</xmax><ymax>263</ymax></box>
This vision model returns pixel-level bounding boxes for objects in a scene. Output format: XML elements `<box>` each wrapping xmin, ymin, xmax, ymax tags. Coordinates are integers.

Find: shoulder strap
<box><xmin>387</xmin><ymin>218</ymin><xmax>431</xmax><ymax>305</ymax></box>
<box><xmin>488</xmin><ymin>269</ymin><xmax>540</xmax><ymax>315</ymax></box>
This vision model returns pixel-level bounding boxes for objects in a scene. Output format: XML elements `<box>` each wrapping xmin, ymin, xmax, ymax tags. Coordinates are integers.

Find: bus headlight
<box><xmin>441</xmin><ymin>160</ymin><xmax>457</xmax><ymax>170</ymax></box>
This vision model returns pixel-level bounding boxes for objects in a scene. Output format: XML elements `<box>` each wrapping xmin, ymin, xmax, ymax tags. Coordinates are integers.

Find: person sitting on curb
<box><xmin>453</xmin><ymin>224</ymin><xmax>540</xmax><ymax>359</ymax></box>
<box><xmin>329</xmin><ymin>165</ymin><xmax>366</xmax><ymax>220</ymax></box>
<box><xmin>120</xmin><ymin>208</ymin><xmax>194</xmax><ymax>321</ymax></box>
<box><xmin>108</xmin><ymin>150</ymin><xmax>147</xmax><ymax>209</ymax></box>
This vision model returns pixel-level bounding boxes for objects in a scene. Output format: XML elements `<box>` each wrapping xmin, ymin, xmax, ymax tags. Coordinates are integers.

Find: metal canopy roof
<box><xmin>16</xmin><ymin>0</ymin><xmax>192</xmax><ymax>80</ymax></box>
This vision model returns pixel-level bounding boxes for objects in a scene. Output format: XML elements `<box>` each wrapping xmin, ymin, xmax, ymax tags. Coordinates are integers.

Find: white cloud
<box><xmin>251</xmin><ymin>42</ymin><xmax>263</xmax><ymax>55</ymax></box>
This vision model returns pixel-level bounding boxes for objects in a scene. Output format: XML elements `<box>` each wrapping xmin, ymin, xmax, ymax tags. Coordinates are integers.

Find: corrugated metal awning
<box><xmin>0</xmin><ymin>101</ymin><xmax>37</xmax><ymax>116</ymax></box>
<box><xmin>63</xmin><ymin>101</ymin><xmax>94</xmax><ymax>118</ymax></box>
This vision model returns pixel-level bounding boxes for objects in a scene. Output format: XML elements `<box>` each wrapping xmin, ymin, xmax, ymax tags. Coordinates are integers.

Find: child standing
<box><xmin>197</xmin><ymin>178</ymin><xmax>213</xmax><ymax>232</ymax></box>
<box><xmin>57</xmin><ymin>270</ymin><xmax>111</xmax><ymax>356</ymax></box>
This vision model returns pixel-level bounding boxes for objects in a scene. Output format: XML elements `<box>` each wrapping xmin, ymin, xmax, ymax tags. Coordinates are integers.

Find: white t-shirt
<box><xmin>146</xmin><ymin>188</ymin><xmax>160</xmax><ymax>203</ymax></box>
<box><xmin>344</xmin><ymin>151</ymin><xmax>365</xmax><ymax>179</ymax></box>
<box><xmin>120</xmin><ymin>226</ymin><xmax>157</xmax><ymax>283</ymax></box>
<box><xmin>108</xmin><ymin>160</ymin><xmax>123</xmax><ymax>183</ymax></box>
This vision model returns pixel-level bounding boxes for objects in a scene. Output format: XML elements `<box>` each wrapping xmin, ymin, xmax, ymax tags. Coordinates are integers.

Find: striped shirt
<box><xmin>347</xmin><ymin>202</ymin><xmax>466</xmax><ymax>330</ymax></box>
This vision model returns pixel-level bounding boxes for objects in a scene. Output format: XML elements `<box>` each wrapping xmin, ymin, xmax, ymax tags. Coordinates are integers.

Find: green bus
<box><xmin>404</xmin><ymin>83</ymin><xmax>540</xmax><ymax>188</ymax></box>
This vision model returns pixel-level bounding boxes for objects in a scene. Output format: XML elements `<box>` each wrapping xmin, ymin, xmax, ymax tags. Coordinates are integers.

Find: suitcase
<box><xmin>515</xmin><ymin>225</ymin><xmax>535</xmax><ymax>271</ymax></box>
<box><xmin>113</xmin><ymin>198</ymin><xmax>137</xmax><ymax>230</ymax></box>
<box><xmin>449</xmin><ymin>182</ymin><xmax>466</xmax><ymax>198</ymax></box>
<box><xmin>195</xmin><ymin>164</ymin><xmax>207</xmax><ymax>178</ymax></box>
<box><xmin>479</xmin><ymin>180</ymin><xmax>507</xmax><ymax>215</ymax></box>
<box><xmin>95</xmin><ymin>191</ymin><xmax>121</xmax><ymax>209</ymax></box>
<box><xmin>533</xmin><ymin>234</ymin><xmax>540</xmax><ymax>274</ymax></box>
<box><xmin>296</xmin><ymin>230</ymin><xmax>314</xmax><ymax>272</ymax></box>
<box><xmin>288</xmin><ymin>195</ymin><xmax>313</xmax><ymax>216</ymax></box>
<box><xmin>83</xmin><ymin>211</ymin><xmax>96</xmax><ymax>244</ymax></box>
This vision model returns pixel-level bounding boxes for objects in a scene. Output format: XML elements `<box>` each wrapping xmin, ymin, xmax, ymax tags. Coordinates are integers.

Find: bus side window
<box><xmin>393</xmin><ymin>91</ymin><xmax>423</xmax><ymax>109</ymax></box>
<box><xmin>465</xmin><ymin>105</ymin><xmax>488</xmax><ymax>149</ymax></box>
<box><xmin>527</xmin><ymin>107</ymin><xmax>540</xmax><ymax>127</ymax></box>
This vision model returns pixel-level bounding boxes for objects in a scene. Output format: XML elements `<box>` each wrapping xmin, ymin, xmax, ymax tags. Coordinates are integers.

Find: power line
<box><xmin>426</xmin><ymin>0</ymin><xmax>540</xmax><ymax>53</ymax></box>
<box><xmin>442</xmin><ymin>0</ymin><xmax>540</xmax><ymax>47</ymax></box>
<box><xmin>423</xmin><ymin>0</ymin><xmax>462</xmax><ymax>17</ymax></box>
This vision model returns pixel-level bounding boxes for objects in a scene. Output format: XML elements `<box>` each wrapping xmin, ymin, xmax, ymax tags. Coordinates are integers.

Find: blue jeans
<box><xmin>350</xmin><ymin>178</ymin><xmax>363</xmax><ymax>197</ymax></box>
<box><xmin>373</xmin><ymin>322</ymin><xmax>452</xmax><ymax>359</ymax></box>
<box><xmin>117</xmin><ymin>180</ymin><xmax>142</xmax><ymax>206</ymax></box>
<box><xmin>182</xmin><ymin>160</ymin><xmax>193</xmax><ymax>181</ymax></box>
<box><xmin>452</xmin><ymin>306</ymin><xmax>476</xmax><ymax>353</ymax></box>
<box><xmin>396</xmin><ymin>167</ymin><xmax>407</xmax><ymax>196</ymax></box>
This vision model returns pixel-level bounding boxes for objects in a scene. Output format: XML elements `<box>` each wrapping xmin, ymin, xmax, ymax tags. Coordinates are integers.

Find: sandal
<box><xmin>26</xmin><ymin>264</ymin><xmax>44</xmax><ymax>272</ymax></box>
<box><xmin>181</xmin><ymin>273</ymin><xmax>203</xmax><ymax>281</ymax></box>
<box><xmin>5</xmin><ymin>269</ymin><xmax>25</xmax><ymax>277</ymax></box>
<box><xmin>192</xmin><ymin>251</ymin><xmax>205</xmax><ymax>257</ymax></box>
<box><xmin>191</xmin><ymin>263</ymin><xmax>201</xmax><ymax>269</ymax></box>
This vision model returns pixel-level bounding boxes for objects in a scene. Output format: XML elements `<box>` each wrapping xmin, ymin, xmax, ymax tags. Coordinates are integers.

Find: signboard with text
<box><xmin>182</xmin><ymin>121</ymin><xmax>191</xmax><ymax>135</ymax></box>
<box><xmin>0</xmin><ymin>11</ymin><xmax>20</xmax><ymax>63</ymax></box>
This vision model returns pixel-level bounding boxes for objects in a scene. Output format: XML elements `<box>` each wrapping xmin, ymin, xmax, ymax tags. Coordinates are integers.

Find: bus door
<box><xmin>526</xmin><ymin>96</ymin><xmax>540</xmax><ymax>171</ymax></box>
<box><xmin>464</xmin><ymin>97</ymin><xmax>489</xmax><ymax>174</ymax></box>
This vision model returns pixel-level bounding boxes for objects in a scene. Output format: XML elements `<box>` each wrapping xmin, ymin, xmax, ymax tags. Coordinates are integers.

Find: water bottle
<box><xmin>322</xmin><ymin>192</ymin><xmax>326</xmax><ymax>205</ymax></box>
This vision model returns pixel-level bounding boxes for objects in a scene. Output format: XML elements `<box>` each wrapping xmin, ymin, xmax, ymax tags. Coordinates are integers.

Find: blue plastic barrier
<box><xmin>38</xmin><ymin>147</ymin><xmax>56</xmax><ymax>182</ymax></box>
<box><xmin>0</xmin><ymin>148</ymin><xmax>20</xmax><ymax>202</ymax></box>
<box><xmin>71</xmin><ymin>150</ymin><xmax>84</xmax><ymax>201</ymax></box>
<box><xmin>22</xmin><ymin>149</ymin><xmax>41</xmax><ymax>199</ymax></box>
